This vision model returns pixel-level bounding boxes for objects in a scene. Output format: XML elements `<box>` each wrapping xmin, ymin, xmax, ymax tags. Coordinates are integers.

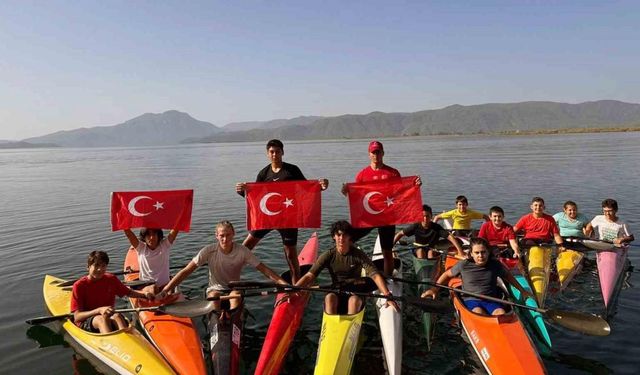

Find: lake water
<box><xmin>1</xmin><ymin>132</ymin><xmax>638</xmax><ymax>374</ymax></box>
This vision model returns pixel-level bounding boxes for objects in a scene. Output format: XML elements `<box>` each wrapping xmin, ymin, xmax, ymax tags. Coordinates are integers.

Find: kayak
<box><xmin>372</xmin><ymin>236</ymin><xmax>403</xmax><ymax>375</ymax></box>
<box><xmin>444</xmin><ymin>258</ymin><xmax>546</xmax><ymax>374</ymax></box>
<box><xmin>42</xmin><ymin>275</ymin><xmax>175</xmax><ymax>375</ymax></box>
<box><xmin>526</xmin><ymin>246</ymin><xmax>551</xmax><ymax>307</ymax></box>
<box><xmin>313</xmin><ymin>306</ymin><xmax>365</xmax><ymax>375</ymax></box>
<box><xmin>596</xmin><ymin>246</ymin><xmax>629</xmax><ymax>314</ymax></box>
<box><xmin>209</xmin><ymin>299</ymin><xmax>244</xmax><ymax>375</ymax></box>
<box><xmin>412</xmin><ymin>248</ymin><xmax>442</xmax><ymax>350</ymax></box>
<box><xmin>499</xmin><ymin>257</ymin><xmax>552</xmax><ymax>352</ymax></box>
<box><xmin>123</xmin><ymin>248</ymin><xmax>206</xmax><ymax>375</ymax></box>
<box><xmin>254</xmin><ymin>232</ymin><xmax>319</xmax><ymax>375</ymax></box>
<box><xmin>555</xmin><ymin>249</ymin><xmax>584</xmax><ymax>290</ymax></box>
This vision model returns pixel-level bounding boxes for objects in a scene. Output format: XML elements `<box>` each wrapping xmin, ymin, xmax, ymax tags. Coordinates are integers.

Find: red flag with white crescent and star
<box><xmin>245</xmin><ymin>180</ymin><xmax>321</xmax><ymax>231</ymax></box>
<box><xmin>347</xmin><ymin>176</ymin><xmax>423</xmax><ymax>228</ymax></box>
<box><xmin>110</xmin><ymin>189</ymin><xmax>193</xmax><ymax>231</ymax></box>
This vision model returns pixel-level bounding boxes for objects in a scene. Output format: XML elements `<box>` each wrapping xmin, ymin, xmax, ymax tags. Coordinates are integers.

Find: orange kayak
<box><xmin>124</xmin><ymin>248</ymin><xmax>206</xmax><ymax>375</ymax></box>
<box><xmin>445</xmin><ymin>256</ymin><xmax>546</xmax><ymax>375</ymax></box>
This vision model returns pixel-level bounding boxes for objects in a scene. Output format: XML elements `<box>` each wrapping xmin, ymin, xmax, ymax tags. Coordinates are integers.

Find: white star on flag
<box><xmin>283</xmin><ymin>198</ymin><xmax>294</xmax><ymax>208</ymax></box>
<box><xmin>153</xmin><ymin>201</ymin><xmax>164</xmax><ymax>210</ymax></box>
<box><xmin>385</xmin><ymin>196</ymin><xmax>394</xmax><ymax>207</ymax></box>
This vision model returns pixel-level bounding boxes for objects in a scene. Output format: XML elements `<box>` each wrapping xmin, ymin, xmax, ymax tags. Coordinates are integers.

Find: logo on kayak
<box><xmin>232</xmin><ymin>324</ymin><xmax>241</xmax><ymax>346</ymax></box>
<box><xmin>99</xmin><ymin>340</ymin><xmax>132</xmax><ymax>362</ymax></box>
<box><xmin>470</xmin><ymin>329</ymin><xmax>479</xmax><ymax>344</ymax></box>
<box><xmin>480</xmin><ymin>347</ymin><xmax>490</xmax><ymax>361</ymax></box>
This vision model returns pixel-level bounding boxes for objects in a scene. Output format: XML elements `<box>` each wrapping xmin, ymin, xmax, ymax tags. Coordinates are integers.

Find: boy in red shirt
<box><xmin>478</xmin><ymin>206</ymin><xmax>521</xmax><ymax>258</ymax></box>
<box><xmin>71</xmin><ymin>250</ymin><xmax>153</xmax><ymax>333</ymax></box>
<box><xmin>513</xmin><ymin>197</ymin><xmax>565</xmax><ymax>250</ymax></box>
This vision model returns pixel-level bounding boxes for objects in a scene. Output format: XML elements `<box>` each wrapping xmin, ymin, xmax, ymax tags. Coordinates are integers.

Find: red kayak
<box><xmin>254</xmin><ymin>232</ymin><xmax>319</xmax><ymax>375</ymax></box>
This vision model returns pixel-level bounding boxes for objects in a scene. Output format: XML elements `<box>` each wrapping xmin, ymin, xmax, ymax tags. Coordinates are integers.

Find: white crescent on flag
<box><xmin>259</xmin><ymin>192</ymin><xmax>283</xmax><ymax>216</ymax></box>
<box><xmin>128</xmin><ymin>195</ymin><xmax>153</xmax><ymax>217</ymax></box>
<box><xmin>363</xmin><ymin>191</ymin><xmax>384</xmax><ymax>215</ymax></box>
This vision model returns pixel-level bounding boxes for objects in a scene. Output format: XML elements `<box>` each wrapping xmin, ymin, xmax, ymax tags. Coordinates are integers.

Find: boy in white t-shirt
<box><xmin>158</xmin><ymin>221</ymin><xmax>287</xmax><ymax>311</ymax></box>
<box><xmin>124</xmin><ymin>227</ymin><xmax>179</xmax><ymax>293</ymax></box>
<box><xmin>585</xmin><ymin>199</ymin><xmax>634</xmax><ymax>245</ymax></box>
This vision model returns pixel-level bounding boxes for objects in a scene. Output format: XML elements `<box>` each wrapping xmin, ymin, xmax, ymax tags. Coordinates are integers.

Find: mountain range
<box><xmin>20</xmin><ymin>100</ymin><xmax>640</xmax><ymax>148</ymax></box>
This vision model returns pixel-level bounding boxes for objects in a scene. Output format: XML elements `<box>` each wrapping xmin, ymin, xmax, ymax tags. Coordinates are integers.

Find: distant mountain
<box><xmin>221</xmin><ymin>116</ymin><xmax>323</xmax><ymax>132</ymax></box>
<box><xmin>189</xmin><ymin>100</ymin><xmax>640</xmax><ymax>143</ymax></box>
<box><xmin>24</xmin><ymin>110</ymin><xmax>220</xmax><ymax>147</ymax></box>
<box><xmin>0</xmin><ymin>141</ymin><xmax>59</xmax><ymax>149</ymax></box>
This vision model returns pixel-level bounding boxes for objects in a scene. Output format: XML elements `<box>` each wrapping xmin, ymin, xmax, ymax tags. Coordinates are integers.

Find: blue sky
<box><xmin>1</xmin><ymin>1</ymin><xmax>638</xmax><ymax>139</ymax></box>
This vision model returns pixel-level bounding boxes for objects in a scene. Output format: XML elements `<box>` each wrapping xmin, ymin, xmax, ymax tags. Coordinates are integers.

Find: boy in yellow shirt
<box><xmin>433</xmin><ymin>195</ymin><xmax>489</xmax><ymax>236</ymax></box>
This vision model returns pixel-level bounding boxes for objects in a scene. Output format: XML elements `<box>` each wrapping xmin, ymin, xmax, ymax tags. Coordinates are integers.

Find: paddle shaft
<box><xmin>26</xmin><ymin>305</ymin><xmax>168</xmax><ymax>325</ymax></box>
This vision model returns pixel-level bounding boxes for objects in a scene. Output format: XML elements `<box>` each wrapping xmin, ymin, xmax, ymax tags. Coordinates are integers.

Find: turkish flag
<box><xmin>347</xmin><ymin>176</ymin><xmax>423</xmax><ymax>228</ymax></box>
<box><xmin>245</xmin><ymin>180</ymin><xmax>321</xmax><ymax>231</ymax></box>
<box><xmin>110</xmin><ymin>190</ymin><xmax>193</xmax><ymax>232</ymax></box>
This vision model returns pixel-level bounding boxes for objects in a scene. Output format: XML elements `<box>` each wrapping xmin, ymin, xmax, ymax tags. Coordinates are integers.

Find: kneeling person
<box><xmin>71</xmin><ymin>250</ymin><xmax>154</xmax><ymax>333</ymax></box>
<box><xmin>296</xmin><ymin>220</ymin><xmax>398</xmax><ymax>315</ymax></box>
<box><xmin>422</xmin><ymin>238</ymin><xmax>531</xmax><ymax>316</ymax></box>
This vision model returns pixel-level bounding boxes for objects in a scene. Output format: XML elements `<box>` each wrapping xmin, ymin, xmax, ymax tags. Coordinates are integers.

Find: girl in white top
<box><xmin>124</xmin><ymin>227</ymin><xmax>179</xmax><ymax>292</ymax></box>
<box><xmin>585</xmin><ymin>199</ymin><xmax>634</xmax><ymax>245</ymax></box>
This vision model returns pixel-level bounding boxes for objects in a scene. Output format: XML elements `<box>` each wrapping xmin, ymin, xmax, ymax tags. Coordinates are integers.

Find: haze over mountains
<box><xmin>16</xmin><ymin>100</ymin><xmax>640</xmax><ymax>148</ymax></box>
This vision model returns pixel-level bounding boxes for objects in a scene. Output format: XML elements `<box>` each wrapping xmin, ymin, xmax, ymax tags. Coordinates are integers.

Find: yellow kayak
<box><xmin>43</xmin><ymin>275</ymin><xmax>175</xmax><ymax>375</ymax></box>
<box><xmin>556</xmin><ymin>249</ymin><xmax>584</xmax><ymax>290</ymax></box>
<box><xmin>314</xmin><ymin>307</ymin><xmax>365</xmax><ymax>375</ymax></box>
<box><xmin>527</xmin><ymin>246</ymin><xmax>551</xmax><ymax>307</ymax></box>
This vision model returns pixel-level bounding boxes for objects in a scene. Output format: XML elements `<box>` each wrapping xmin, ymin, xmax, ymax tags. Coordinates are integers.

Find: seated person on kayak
<box><xmin>421</xmin><ymin>238</ymin><xmax>532</xmax><ymax>316</ymax></box>
<box><xmin>553</xmin><ymin>200</ymin><xmax>589</xmax><ymax>238</ymax></box>
<box><xmin>585</xmin><ymin>198</ymin><xmax>634</xmax><ymax>245</ymax></box>
<box><xmin>71</xmin><ymin>250</ymin><xmax>154</xmax><ymax>333</ymax></box>
<box><xmin>295</xmin><ymin>220</ymin><xmax>399</xmax><ymax>315</ymax></box>
<box><xmin>514</xmin><ymin>197</ymin><xmax>565</xmax><ymax>251</ymax></box>
<box><xmin>478</xmin><ymin>206</ymin><xmax>521</xmax><ymax>258</ymax></box>
<box><xmin>123</xmin><ymin>226</ymin><xmax>179</xmax><ymax>293</ymax></box>
<box><xmin>393</xmin><ymin>204</ymin><xmax>464</xmax><ymax>259</ymax></box>
<box><xmin>158</xmin><ymin>220</ymin><xmax>287</xmax><ymax>312</ymax></box>
<box><xmin>433</xmin><ymin>195</ymin><xmax>488</xmax><ymax>236</ymax></box>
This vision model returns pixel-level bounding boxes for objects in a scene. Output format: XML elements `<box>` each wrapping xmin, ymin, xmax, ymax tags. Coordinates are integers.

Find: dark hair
<box><xmin>266</xmin><ymin>139</ymin><xmax>284</xmax><ymax>150</ymax></box>
<box><xmin>602</xmin><ymin>198</ymin><xmax>618</xmax><ymax>212</ymax></box>
<box><xmin>531</xmin><ymin>196</ymin><xmax>545</xmax><ymax>205</ymax></box>
<box><xmin>455</xmin><ymin>195</ymin><xmax>468</xmax><ymax>204</ymax></box>
<box><xmin>139</xmin><ymin>228</ymin><xmax>164</xmax><ymax>242</ymax></box>
<box><xmin>489</xmin><ymin>206</ymin><xmax>504</xmax><ymax>216</ymax></box>
<box><xmin>563</xmin><ymin>200</ymin><xmax>577</xmax><ymax>209</ymax></box>
<box><xmin>88</xmin><ymin>250</ymin><xmax>109</xmax><ymax>267</ymax></box>
<box><xmin>468</xmin><ymin>237</ymin><xmax>492</xmax><ymax>260</ymax></box>
<box><xmin>330</xmin><ymin>220</ymin><xmax>353</xmax><ymax>237</ymax></box>
<box><xmin>422</xmin><ymin>204</ymin><xmax>432</xmax><ymax>215</ymax></box>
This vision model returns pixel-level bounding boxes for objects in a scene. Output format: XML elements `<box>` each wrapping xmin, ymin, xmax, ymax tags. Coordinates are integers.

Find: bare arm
<box><xmin>554</xmin><ymin>233</ymin><xmax>565</xmax><ymax>250</ymax></box>
<box><xmin>295</xmin><ymin>272</ymin><xmax>316</xmax><ymax>288</ymax></box>
<box><xmin>502</xmin><ymin>268</ymin><xmax>531</xmax><ymax>298</ymax></box>
<box><xmin>509</xmin><ymin>238</ymin><xmax>521</xmax><ymax>257</ymax></box>
<box><xmin>124</xmin><ymin>229</ymin><xmax>139</xmax><ymax>248</ymax></box>
<box><xmin>74</xmin><ymin>306</ymin><xmax>112</xmax><ymax>323</ymax></box>
<box><xmin>160</xmin><ymin>261</ymin><xmax>198</xmax><ymax>295</ymax></box>
<box><xmin>584</xmin><ymin>223</ymin><xmax>594</xmax><ymax>237</ymax></box>
<box><xmin>167</xmin><ymin>229</ymin><xmax>179</xmax><ymax>244</ymax></box>
<box><xmin>235</xmin><ymin>182</ymin><xmax>247</xmax><ymax>197</ymax></box>
<box><xmin>482</xmin><ymin>214</ymin><xmax>490</xmax><ymax>221</ymax></box>
<box><xmin>371</xmin><ymin>273</ymin><xmax>399</xmax><ymax>311</ymax></box>
<box><xmin>421</xmin><ymin>269</ymin><xmax>453</xmax><ymax>299</ymax></box>
<box><xmin>256</xmin><ymin>263</ymin><xmax>288</xmax><ymax>285</ymax></box>
<box><xmin>393</xmin><ymin>231</ymin><xmax>405</xmax><ymax>245</ymax></box>
<box><xmin>447</xmin><ymin>234</ymin><xmax>465</xmax><ymax>257</ymax></box>
<box><xmin>128</xmin><ymin>288</ymin><xmax>154</xmax><ymax>300</ymax></box>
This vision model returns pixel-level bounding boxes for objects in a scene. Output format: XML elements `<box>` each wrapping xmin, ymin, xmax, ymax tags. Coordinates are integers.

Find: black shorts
<box><xmin>249</xmin><ymin>228</ymin><xmax>298</xmax><ymax>246</ymax></box>
<box><xmin>351</xmin><ymin>225</ymin><xmax>395</xmax><ymax>250</ymax></box>
<box><xmin>80</xmin><ymin>316</ymin><xmax>99</xmax><ymax>333</ymax></box>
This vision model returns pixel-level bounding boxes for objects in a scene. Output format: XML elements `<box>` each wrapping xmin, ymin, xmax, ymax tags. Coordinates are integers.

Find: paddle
<box><xmin>25</xmin><ymin>299</ymin><xmax>216</xmax><ymax>325</ymax></box>
<box><xmin>56</xmin><ymin>265</ymin><xmax>188</xmax><ymax>287</ymax></box>
<box><xmin>563</xmin><ymin>236</ymin><xmax>635</xmax><ymax>251</ymax></box>
<box><xmin>228</xmin><ymin>281</ymin><xmax>453</xmax><ymax>313</ymax></box>
<box><xmin>391</xmin><ymin>277</ymin><xmax>610</xmax><ymax>336</ymax></box>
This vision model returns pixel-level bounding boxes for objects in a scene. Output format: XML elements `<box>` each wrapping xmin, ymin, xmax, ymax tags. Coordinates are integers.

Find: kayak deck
<box><xmin>314</xmin><ymin>308</ymin><xmax>365</xmax><ymax>375</ymax></box>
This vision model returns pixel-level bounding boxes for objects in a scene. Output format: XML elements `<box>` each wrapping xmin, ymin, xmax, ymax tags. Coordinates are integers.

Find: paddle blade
<box><xmin>546</xmin><ymin>309</ymin><xmax>611</xmax><ymax>336</ymax></box>
<box><xmin>26</xmin><ymin>313</ymin><xmax>73</xmax><ymax>325</ymax></box>
<box><xmin>404</xmin><ymin>296</ymin><xmax>453</xmax><ymax>313</ymax></box>
<box><xmin>159</xmin><ymin>300</ymin><xmax>216</xmax><ymax>318</ymax></box>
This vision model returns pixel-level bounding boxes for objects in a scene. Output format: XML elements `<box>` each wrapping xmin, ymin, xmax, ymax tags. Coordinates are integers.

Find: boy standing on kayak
<box><xmin>478</xmin><ymin>206</ymin><xmax>521</xmax><ymax>258</ymax></box>
<box><xmin>514</xmin><ymin>197</ymin><xmax>565</xmax><ymax>250</ymax></box>
<box><xmin>433</xmin><ymin>195</ymin><xmax>489</xmax><ymax>236</ymax></box>
<box><xmin>158</xmin><ymin>220</ymin><xmax>287</xmax><ymax>311</ymax></box>
<box><xmin>585</xmin><ymin>199</ymin><xmax>634</xmax><ymax>245</ymax></box>
<box><xmin>296</xmin><ymin>220</ymin><xmax>399</xmax><ymax>314</ymax></box>
<box><xmin>236</xmin><ymin>139</ymin><xmax>329</xmax><ymax>283</ymax></box>
<box><xmin>393</xmin><ymin>204</ymin><xmax>464</xmax><ymax>259</ymax></box>
<box><xmin>123</xmin><ymin>227</ymin><xmax>179</xmax><ymax>293</ymax></box>
<box><xmin>421</xmin><ymin>238</ymin><xmax>532</xmax><ymax>316</ymax></box>
<box><xmin>553</xmin><ymin>201</ymin><xmax>589</xmax><ymax>238</ymax></box>
<box><xmin>71</xmin><ymin>251</ymin><xmax>154</xmax><ymax>333</ymax></box>
<box><xmin>341</xmin><ymin>140</ymin><xmax>422</xmax><ymax>276</ymax></box>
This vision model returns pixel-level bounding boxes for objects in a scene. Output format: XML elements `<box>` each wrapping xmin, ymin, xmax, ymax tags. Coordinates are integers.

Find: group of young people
<box><xmin>70</xmin><ymin>138</ymin><xmax>634</xmax><ymax>333</ymax></box>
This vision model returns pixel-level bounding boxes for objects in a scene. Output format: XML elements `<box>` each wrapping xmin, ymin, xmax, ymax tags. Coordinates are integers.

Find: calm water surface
<box><xmin>1</xmin><ymin>133</ymin><xmax>639</xmax><ymax>374</ymax></box>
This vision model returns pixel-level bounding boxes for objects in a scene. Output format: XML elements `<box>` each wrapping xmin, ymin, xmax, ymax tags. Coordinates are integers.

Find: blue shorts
<box><xmin>464</xmin><ymin>299</ymin><xmax>504</xmax><ymax>314</ymax></box>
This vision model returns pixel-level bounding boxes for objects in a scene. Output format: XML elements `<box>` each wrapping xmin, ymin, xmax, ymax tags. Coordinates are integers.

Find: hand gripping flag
<box><xmin>347</xmin><ymin>176</ymin><xmax>423</xmax><ymax>228</ymax></box>
<box><xmin>245</xmin><ymin>180</ymin><xmax>321</xmax><ymax>231</ymax></box>
<box><xmin>111</xmin><ymin>189</ymin><xmax>193</xmax><ymax>231</ymax></box>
